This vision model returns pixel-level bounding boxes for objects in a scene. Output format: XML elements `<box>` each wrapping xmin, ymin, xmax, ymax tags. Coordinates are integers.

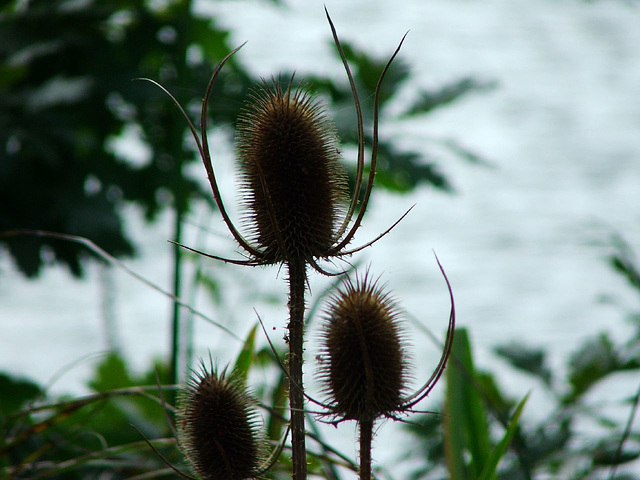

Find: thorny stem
<box><xmin>287</xmin><ymin>259</ymin><xmax>308</xmax><ymax>480</ymax></box>
<box><xmin>359</xmin><ymin>419</ymin><xmax>373</xmax><ymax>480</ymax></box>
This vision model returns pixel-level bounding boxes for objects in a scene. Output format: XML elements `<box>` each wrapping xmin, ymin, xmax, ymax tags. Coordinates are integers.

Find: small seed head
<box><xmin>178</xmin><ymin>367</ymin><xmax>263</xmax><ymax>480</ymax></box>
<box><xmin>318</xmin><ymin>273</ymin><xmax>409</xmax><ymax>421</ymax></box>
<box><xmin>236</xmin><ymin>80</ymin><xmax>347</xmax><ymax>264</ymax></box>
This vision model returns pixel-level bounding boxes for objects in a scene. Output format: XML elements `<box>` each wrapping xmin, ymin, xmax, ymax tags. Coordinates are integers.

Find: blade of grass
<box><xmin>478</xmin><ymin>392</ymin><xmax>530</xmax><ymax>480</ymax></box>
<box><xmin>444</xmin><ymin>327</ymin><xmax>492</xmax><ymax>479</ymax></box>
<box><xmin>231</xmin><ymin>323</ymin><xmax>258</xmax><ymax>384</ymax></box>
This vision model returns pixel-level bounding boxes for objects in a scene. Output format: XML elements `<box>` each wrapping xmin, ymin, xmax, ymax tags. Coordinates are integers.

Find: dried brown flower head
<box><xmin>141</xmin><ymin>12</ymin><xmax>411</xmax><ymax>276</ymax></box>
<box><xmin>178</xmin><ymin>367</ymin><xmax>264</xmax><ymax>480</ymax></box>
<box><xmin>236</xmin><ymin>81</ymin><xmax>348</xmax><ymax>265</ymax></box>
<box><xmin>319</xmin><ymin>273</ymin><xmax>410</xmax><ymax>421</ymax></box>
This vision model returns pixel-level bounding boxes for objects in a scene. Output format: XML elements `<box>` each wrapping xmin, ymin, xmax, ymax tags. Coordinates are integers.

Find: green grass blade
<box><xmin>478</xmin><ymin>392</ymin><xmax>530</xmax><ymax>480</ymax></box>
<box><xmin>232</xmin><ymin>323</ymin><xmax>258</xmax><ymax>384</ymax></box>
<box><xmin>444</xmin><ymin>327</ymin><xmax>492</xmax><ymax>479</ymax></box>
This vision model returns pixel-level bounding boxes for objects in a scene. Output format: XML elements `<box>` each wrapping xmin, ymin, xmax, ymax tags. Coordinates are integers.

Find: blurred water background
<box><xmin>2</xmin><ymin>0</ymin><xmax>640</xmax><ymax>475</ymax></box>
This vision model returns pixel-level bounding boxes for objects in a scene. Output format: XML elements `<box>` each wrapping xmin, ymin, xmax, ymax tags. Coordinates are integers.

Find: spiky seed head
<box><xmin>178</xmin><ymin>366</ymin><xmax>264</xmax><ymax>480</ymax></box>
<box><xmin>318</xmin><ymin>273</ymin><xmax>409</xmax><ymax>422</ymax></box>
<box><xmin>236</xmin><ymin>80</ymin><xmax>348</xmax><ymax>264</ymax></box>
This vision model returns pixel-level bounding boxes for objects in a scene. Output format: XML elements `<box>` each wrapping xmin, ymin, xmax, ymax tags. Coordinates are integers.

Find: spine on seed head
<box><xmin>318</xmin><ymin>273</ymin><xmax>410</xmax><ymax>422</ymax></box>
<box><xmin>236</xmin><ymin>79</ymin><xmax>347</xmax><ymax>264</ymax></box>
<box><xmin>178</xmin><ymin>366</ymin><xmax>264</xmax><ymax>480</ymax></box>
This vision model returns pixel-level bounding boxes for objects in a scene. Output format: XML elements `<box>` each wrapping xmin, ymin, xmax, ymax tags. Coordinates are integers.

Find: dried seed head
<box><xmin>318</xmin><ymin>273</ymin><xmax>409</xmax><ymax>422</ymax></box>
<box><xmin>236</xmin><ymin>80</ymin><xmax>348</xmax><ymax>264</ymax></box>
<box><xmin>178</xmin><ymin>367</ymin><xmax>263</xmax><ymax>480</ymax></box>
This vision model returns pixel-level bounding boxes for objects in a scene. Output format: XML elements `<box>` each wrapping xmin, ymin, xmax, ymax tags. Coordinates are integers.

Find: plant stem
<box><xmin>287</xmin><ymin>259</ymin><xmax>307</xmax><ymax>480</ymax></box>
<box><xmin>168</xmin><ymin>0</ymin><xmax>191</xmax><ymax>391</ymax></box>
<box><xmin>170</xmin><ymin>210</ymin><xmax>183</xmax><ymax>387</ymax></box>
<box><xmin>359</xmin><ymin>419</ymin><xmax>373</xmax><ymax>480</ymax></box>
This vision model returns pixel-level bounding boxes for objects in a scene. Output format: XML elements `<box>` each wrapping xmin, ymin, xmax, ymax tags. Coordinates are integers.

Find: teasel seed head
<box><xmin>236</xmin><ymin>79</ymin><xmax>348</xmax><ymax>265</ymax></box>
<box><xmin>318</xmin><ymin>272</ymin><xmax>410</xmax><ymax>422</ymax></box>
<box><xmin>178</xmin><ymin>366</ymin><xmax>264</xmax><ymax>480</ymax></box>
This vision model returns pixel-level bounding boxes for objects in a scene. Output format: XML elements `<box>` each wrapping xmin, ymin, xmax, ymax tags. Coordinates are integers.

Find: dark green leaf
<box><xmin>592</xmin><ymin>437</ymin><xmax>640</xmax><ymax>466</ymax></box>
<box><xmin>495</xmin><ymin>342</ymin><xmax>552</xmax><ymax>384</ymax></box>
<box><xmin>402</xmin><ymin>77</ymin><xmax>497</xmax><ymax>117</ymax></box>
<box><xmin>567</xmin><ymin>333</ymin><xmax>620</xmax><ymax>400</ymax></box>
<box><xmin>232</xmin><ymin>324</ymin><xmax>258</xmax><ymax>384</ymax></box>
<box><xmin>0</xmin><ymin>372</ymin><xmax>42</xmax><ymax>416</ymax></box>
<box><xmin>478</xmin><ymin>392</ymin><xmax>530</xmax><ymax>480</ymax></box>
<box><xmin>444</xmin><ymin>327</ymin><xmax>492</xmax><ymax>480</ymax></box>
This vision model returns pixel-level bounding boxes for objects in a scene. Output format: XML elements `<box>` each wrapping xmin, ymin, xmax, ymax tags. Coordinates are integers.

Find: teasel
<box><xmin>235</xmin><ymin>80</ymin><xmax>348</xmax><ymax>266</ymax></box>
<box><xmin>140</xmin><ymin>9</ymin><xmax>410</xmax><ymax>479</ymax></box>
<box><xmin>178</xmin><ymin>366</ymin><xmax>266</xmax><ymax>480</ymax></box>
<box><xmin>317</xmin><ymin>259</ymin><xmax>455</xmax><ymax>479</ymax></box>
<box><xmin>319</xmin><ymin>272</ymin><xmax>409</xmax><ymax>422</ymax></box>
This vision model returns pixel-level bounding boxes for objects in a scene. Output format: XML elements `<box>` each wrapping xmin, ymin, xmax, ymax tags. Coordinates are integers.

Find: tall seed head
<box><xmin>236</xmin><ymin>81</ymin><xmax>348</xmax><ymax>264</ymax></box>
<box><xmin>178</xmin><ymin>367</ymin><xmax>264</xmax><ymax>480</ymax></box>
<box><xmin>318</xmin><ymin>274</ymin><xmax>410</xmax><ymax>422</ymax></box>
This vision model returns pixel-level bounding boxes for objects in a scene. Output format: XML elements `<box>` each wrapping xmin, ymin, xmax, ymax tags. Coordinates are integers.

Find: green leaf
<box><xmin>478</xmin><ymin>392</ymin><xmax>530</xmax><ymax>480</ymax></box>
<box><xmin>88</xmin><ymin>353</ymin><xmax>133</xmax><ymax>391</ymax></box>
<box><xmin>610</xmin><ymin>237</ymin><xmax>640</xmax><ymax>294</ymax></box>
<box><xmin>0</xmin><ymin>372</ymin><xmax>42</xmax><ymax>416</ymax></box>
<box><xmin>197</xmin><ymin>271</ymin><xmax>223</xmax><ymax>305</ymax></box>
<box><xmin>495</xmin><ymin>343</ymin><xmax>552</xmax><ymax>384</ymax></box>
<box><xmin>231</xmin><ymin>324</ymin><xmax>258</xmax><ymax>384</ymax></box>
<box><xmin>401</xmin><ymin>77</ymin><xmax>497</xmax><ymax>117</ymax></box>
<box><xmin>339</xmin><ymin>40</ymin><xmax>410</xmax><ymax>107</ymax></box>
<box><xmin>266</xmin><ymin>371</ymin><xmax>289</xmax><ymax>441</ymax></box>
<box><xmin>592</xmin><ymin>436</ymin><xmax>640</xmax><ymax>466</ymax></box>
<box><xmin>567</xmin><ymin>333</ymin><xmax>619</xmax><ymax>400</ymax></box>
<box><xmin>444</xmin><ymin>328</ymin><xmax>492</xmax><ymax>480</ymax></box>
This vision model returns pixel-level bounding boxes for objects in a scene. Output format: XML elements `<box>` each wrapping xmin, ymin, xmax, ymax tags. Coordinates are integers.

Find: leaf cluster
<box><xmin>403</xmin><ymin>238</ymin><xmax>640</xmax><ymax>479</ymax></box>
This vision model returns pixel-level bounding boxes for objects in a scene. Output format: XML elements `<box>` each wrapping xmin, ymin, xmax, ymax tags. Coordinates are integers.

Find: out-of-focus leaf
<box><xmin>475</xmin><ymin>371</ymin><xmax>513</xmax><ymax>416</ymax></box>
<box><xmin>197</xmin><ymin>271</ymin><xmax>223</xmax><ymax>305</ymax></box>
<box><xmin>495</xmin><ymin>342</ymin><xmax>552</xmax><ymax>385</ymax></box>
<box><xmin>401</xmin><ymin>77</ymin><xmax>497</xmax><ymax>117</ymax></box>
<box><xmin>85</xmin><ymin>354</ymin><xmax>168</xmax><ymax>444</ymax></box>
<box><xmin>592</xmin><ymin>436</ymin><xmax>640</xmax><ymax>466</ymax></box>
<box><xmin>444</xmin><ymin>327</ymin><xmax>492</xmax><ymax>480</ymax></box>
<box><xmin>524</xmin><ymin>415</ymin><xmax>572</xmax><ymax>465</ymax></box>
<box><xmin>190</xmin><ymin>17</ymin><xmax>232</xmax><ymax>63</ymax></box>
<box><xmin>440</xmin><ymin>138</ymin><xmax>493</xmax><ymax>166</ymax></box>
<box><xmin>339</xmin><ymin>41</ymin><xmax>410</xmax><ymax>107</ymax></box>
<box><xmin>402</xmin><ymin>411</ymin><xmax>444</xmax><ymax>476</ymax></box>
<box><xmin>373</xmin><ymin>147</ymin><xmax>453</xmax><ymax>194</ymax></box>
<box><xmin>567</xmin><ymin>333</ymin><xmax>620</xmax><ymax>400</ymax></box>
<box><xmin>478</xmin><ymin>392</ymin><xmax>530</xmax><ymax>480</ymax></box>
<box><xmin>232</xmin><ymin>323</ymin><xmax>258</xmax><ymax>384</ymax></box>
<box><xmin>88</xmin><ymin>353</ymin><xmax>133</xmax><ymax>392</ymax></box>
<box><xmin>0</xmin><ymin>372</ymin><xmax>42</xmax><ymax>416</ymax></box>
<box><xmin>266</xmin><ymin>371</ymin><xmax>288</xmax><ymax>442</ymax></box>
<box><xmin>610</xmin><ymin>235</ymin><xmax>640</xmax><ymax>294</ymax></box>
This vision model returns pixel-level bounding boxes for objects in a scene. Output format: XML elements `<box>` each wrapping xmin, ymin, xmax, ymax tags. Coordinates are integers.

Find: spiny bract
<box><xmin>236</xmin><ymin>81</ymin><xmax>348</xmax><ymax>265</ymax></box>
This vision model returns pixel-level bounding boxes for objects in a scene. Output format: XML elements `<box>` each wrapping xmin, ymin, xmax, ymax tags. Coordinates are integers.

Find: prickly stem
<box><xmin>359</xmin><ymin>418</ymin><xmax>374</xmax><ymax>480</ymax></box>
<box><xmin>287</xmin><ymin>259</ymin><xmax>307</xmax><ymax>480</ymax></box>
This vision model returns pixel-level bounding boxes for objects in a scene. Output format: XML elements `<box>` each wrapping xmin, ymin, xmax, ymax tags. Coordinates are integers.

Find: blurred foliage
<box><xmin>403</xmin><ymin>239</ymin><xmax>640</xmax><ymax>479</ymax></box>
<box><xmin>0</xmin><ymin>326</ymin><xmax>358</xmax><ymax>479</ymax></box>
<box><xmin>0</xmin><ymin>0</ymin><xmax>490</xmax><ymax>278</ymax></box>
<box><xmin>0</xmin><ymin>0</ymin><xmax>250</xmax><ymax>276</ymax></box>
<box><xmin>9</xmin><ymin>1</ymin><xmax>640</xmax><ymax>479</ymax></box>
<box><xmin>0</xmin><ymin>354</ymin><xmax>176</xmax><ymax>479</ymax></box>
